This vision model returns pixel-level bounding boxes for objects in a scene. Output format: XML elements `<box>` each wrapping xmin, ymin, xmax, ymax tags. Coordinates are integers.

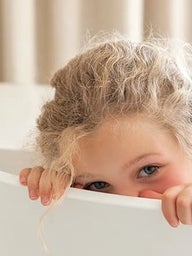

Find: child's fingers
<box><xmin>39</xmin><ymin>170</ymin><xmax>53</xmax><ymax>206</ymax></box>
<box><xmin>19</xmin><ymin>168</ymin><xmax>32</xmax><ymax>185</ymax></box>
<box><xmin>39</xmin><ymin>171</ymin><xmax>71</xmax><ymax>202</ymax></box>
<box><xmin>161</xmin><ymin>185</ymin><xmax>183</xmax><ymax>227</ymax></box>
<box><xmin>27</xmin><ymin>166</ymin><xmax>44</xmax><ymax>200</ymax></box>
<box><xmin>175</xmin><ymin>185</ymin><xmax>192</xmax><ymax>225</ymax></box>
<box><xmin>20</xmin><ymin>167</ymin><xmax>70</xmax><ymax>206</ymax></box>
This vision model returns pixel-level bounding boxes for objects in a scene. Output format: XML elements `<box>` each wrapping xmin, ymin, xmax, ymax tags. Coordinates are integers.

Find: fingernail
<box><xmin>29</xmin><ymin>190</ymin><xmax>38</xmax><ymax>199</ymax></box>
<box><xmin>171</xmin><ymin>221</ymin><xmax>179</xmax><ymax>228</ymax></box>
<box><xmin>42</xmin><ymin>196</ymin><xmax>50</xmax><ymax>205</ymax></box>
<box><xmin>20</xmin><ymin>176</ymin><xmax>27</xmax><ymax>185</ymax></box>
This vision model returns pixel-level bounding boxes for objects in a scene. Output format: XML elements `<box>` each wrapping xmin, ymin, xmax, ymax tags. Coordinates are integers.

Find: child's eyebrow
<box><xmin>75</xmin><ymin>153</ymin><xmax>161</xmax><ymax>181</ymax></box>
<box><xmin>123</xmin><ymin>153</ymin><xmax>161</xmax><ymax>169</ymax></box>
<box><xmin>75</xmin><ymin>173</ymin><xmax>96</xmax><ymax>179</ymax></box>
<box><xmin>74</xmin><ymin>173</ymin><xmax>103</xmax><ymax>183</ymax></box>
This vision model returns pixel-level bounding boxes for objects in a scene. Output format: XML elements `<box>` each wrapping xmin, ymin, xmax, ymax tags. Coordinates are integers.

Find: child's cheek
<box><xmin>154</xmin><ymin>171</ymin><xmax>188</xmax><ymax>194</ymax></box>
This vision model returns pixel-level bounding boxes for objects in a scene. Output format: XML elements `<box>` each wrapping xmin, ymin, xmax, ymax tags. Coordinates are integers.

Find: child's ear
<box><xmin>139</xmin><ymin>189</ymin><xmax>162</xmax><ymax>199</ymax></box>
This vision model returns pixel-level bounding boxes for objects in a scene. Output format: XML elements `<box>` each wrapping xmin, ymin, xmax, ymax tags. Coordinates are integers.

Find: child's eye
<box><xmin>138</xmin><ymin>165</ymin><xmax>159</xmax><ymax>178</ymax></box>
<box><xmin>84</xmin><ymin>181</ymin><xmax>110</xmax><ymax>192</ymax></box>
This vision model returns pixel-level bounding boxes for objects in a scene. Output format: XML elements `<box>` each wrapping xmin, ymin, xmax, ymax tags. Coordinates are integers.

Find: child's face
<box><xmin>73</xmin><ymin>116</ymin><xmax>192</xmax><ymax>198</ymax></box>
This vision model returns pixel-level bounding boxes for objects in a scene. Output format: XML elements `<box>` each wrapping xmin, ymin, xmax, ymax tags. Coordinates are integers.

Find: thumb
<box><xmin>139</xmin><ymin>189</ymin><xmax>162</xmax><ymax>199</ymax></box>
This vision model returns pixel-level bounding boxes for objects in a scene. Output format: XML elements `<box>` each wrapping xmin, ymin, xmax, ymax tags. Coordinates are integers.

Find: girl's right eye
<box><xmin>84</xmin><ymin>181</ymin><xmax>110</xmax><ymax>192</ymax></box>
<box><xmin>137</xmin><ymin>165</ymin><xmax>159</xmax><ymax>178</ymax></box>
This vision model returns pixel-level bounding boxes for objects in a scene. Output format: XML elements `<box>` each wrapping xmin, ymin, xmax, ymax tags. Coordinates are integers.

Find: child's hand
<box><xmin>19</xmin><ymin>167</ymin><xmax>68</xmax><ymax>205</ymax></box>
<box><xmin>20</xmin><ymin>167</ymin><xmax>192</xmax><ymax>227</ymax></box>
<box><xmin>140</xmin><ymin>184</ymin><xmax>192</xmax><ymax>227</ymax></box>
<box><xmin>161</xmin><ymin>184</ymin><xmax>192</xmax><ymax>227</ymax></box>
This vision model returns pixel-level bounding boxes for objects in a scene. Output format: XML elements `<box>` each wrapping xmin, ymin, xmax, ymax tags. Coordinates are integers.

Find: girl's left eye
<box><xmin>84</xmin><ymin>181</ymin><xmax>110</xmax><ymax>192</ymax></box>
<box><xmin>138</xmin><ymin>165</ymin><xmax>159</xmax><ymax>178</ymax></box>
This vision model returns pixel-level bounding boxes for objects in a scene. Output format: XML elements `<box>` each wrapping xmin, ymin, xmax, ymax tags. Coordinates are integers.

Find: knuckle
<box><xmin>162</xmin><ymin>190</ymin><xmax>175</xmax><ymax>202</ymax></box>
<box><xmin>32</xmin><ymin>166</ymin><xmax>45</xmax><ymax>172</ymax></box>
<box><xmin>27</xmin><ymin>175</ymin><xmax>39</xmax><ymax>187</ymax></box>
<box><xmin>20</xmin><ymin>168</ymin><xmax>31</xmax><ymax>176</ymax></box>
<box><xmin>41</xmin><ymin>169</ymin><xmax>49</xmax><ymax>178</ymax></box>
<box><xmin>162</xmin><ymin>185</ymin><xmax>182</xmax><ymax>202</ymax></box>
<box><xmin>176</xmin><ymin>196</ymin><xmax>190</xmax><ymax>209</ymax></box>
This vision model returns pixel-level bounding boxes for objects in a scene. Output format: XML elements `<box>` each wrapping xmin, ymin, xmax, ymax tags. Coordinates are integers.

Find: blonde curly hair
<box><xmin>36</xmin><ymin>34</ymin><xmax>192</xmax><ymax>189</ymax></box>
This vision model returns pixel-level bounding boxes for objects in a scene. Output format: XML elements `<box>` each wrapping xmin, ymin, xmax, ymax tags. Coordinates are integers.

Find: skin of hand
<box><xmin>19</xmin><ymin>167</ymin><xmax>192</xmax><ymax>227</ymax></box>
<box><xmin>140</xmin><ymin>186</ymin><xmax>192</xmax><ymax>227</ymax></box>
<box><xmin>19</xmin><ymin>167</ymin><xmax>67</xmax><ymax>206</ymax></box>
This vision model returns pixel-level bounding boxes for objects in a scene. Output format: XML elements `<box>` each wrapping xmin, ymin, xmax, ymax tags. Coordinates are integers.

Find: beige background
<box><xmin>0</xmin><ymin>0</ymin><xmax>192</xmax><ymax>84</ymax></box>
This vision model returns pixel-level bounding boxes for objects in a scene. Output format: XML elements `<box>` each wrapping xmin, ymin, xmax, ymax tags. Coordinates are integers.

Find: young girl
<box><xmin>19</xmin><ymin>34</ymin><xmax>192</xmax><ymax>228</ymax></box>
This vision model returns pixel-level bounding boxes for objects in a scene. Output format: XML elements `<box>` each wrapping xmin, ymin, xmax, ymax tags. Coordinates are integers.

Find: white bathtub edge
<box><xmin>0</xmin><ymin>170</ymin><xmax>161</xmax><ymax>211</ymax></box>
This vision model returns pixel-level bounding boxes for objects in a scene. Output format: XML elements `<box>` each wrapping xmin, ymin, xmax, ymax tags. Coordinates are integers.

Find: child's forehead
<box><xmin>78</xmin><ymin>114</ymin><xmax>168</xmax><ymax>145</ymax></box>
<box><xmin>73</xmin><ymin>114</ymin><xmax>180</xmax><ymax>176</ymax></box>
